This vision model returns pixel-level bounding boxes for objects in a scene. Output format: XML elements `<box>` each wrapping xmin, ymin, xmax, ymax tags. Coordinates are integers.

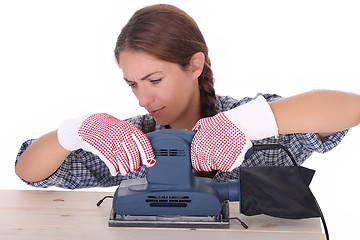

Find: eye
<box><xmin>127</xmin><ymin>82</ymin><xmax>137</xmax><ymax>88</ymax></box>
<box><xmin>150</xmin><ymin>78</ymin><xmax>162</xmax><ymax>84</ymax></box>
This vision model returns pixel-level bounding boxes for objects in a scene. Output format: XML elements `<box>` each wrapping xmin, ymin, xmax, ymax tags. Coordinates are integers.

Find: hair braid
<box><xmin>199</xmin><ymin>57</ymin><xmax>217</xmax><ymax>118</ymax></box>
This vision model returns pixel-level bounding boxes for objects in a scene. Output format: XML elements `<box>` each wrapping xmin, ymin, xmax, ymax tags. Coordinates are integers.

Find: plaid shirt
<box><xmin>16</xmin><ymin>93</ymin><xmax>348</xmax><ymax>189</ymax></box>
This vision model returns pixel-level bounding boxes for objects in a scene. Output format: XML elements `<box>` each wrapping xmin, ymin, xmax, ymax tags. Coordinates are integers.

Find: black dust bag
<box><xmin>240</xmin><ymin>144</ymin><xmax>329</xmax><ymax>239</ymax></box>
<box><xmin>240</xmin><ymin>165</ymin><xmax>320</xmax><ymax>218</ymax></box>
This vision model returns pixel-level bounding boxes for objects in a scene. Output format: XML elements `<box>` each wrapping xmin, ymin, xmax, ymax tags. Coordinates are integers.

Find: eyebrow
<box><xmin>124</xmin><ymin>71</ymin><xmax>161</xmax><ymax>82</ymax></box>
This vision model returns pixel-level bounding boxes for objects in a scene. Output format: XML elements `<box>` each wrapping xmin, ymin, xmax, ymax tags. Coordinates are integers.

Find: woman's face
<box><xmin>118</xmin><ymin>50</ymin><xmax>201</xmax><ymax>130</ymax></box>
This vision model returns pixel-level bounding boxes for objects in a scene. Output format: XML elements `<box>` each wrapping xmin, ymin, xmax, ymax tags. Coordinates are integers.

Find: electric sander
<box><xmin>109</xmin><ymin>129</ymin><xmax>253</xmax><ymax>228</ymax></box>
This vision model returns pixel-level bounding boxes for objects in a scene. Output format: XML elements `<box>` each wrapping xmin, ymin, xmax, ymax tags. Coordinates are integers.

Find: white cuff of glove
<box><xmin>223</xmin><ymin>96</ymin><xmax>278</xmax><ymax>140</ymax></box>
<box><xmin>57</xmin><ymin>115</ymin><xmax>90</xmax><ymax>151</ymax></box>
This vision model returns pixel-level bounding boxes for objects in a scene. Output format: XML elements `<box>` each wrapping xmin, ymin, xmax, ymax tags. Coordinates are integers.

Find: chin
<box><xmin>153</xmin><ymin>117</ymin><xmax>171</xmax><ymax>127</ymax></box>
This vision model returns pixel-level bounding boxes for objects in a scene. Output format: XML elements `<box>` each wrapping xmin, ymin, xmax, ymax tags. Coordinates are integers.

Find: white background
<box><xmin>0</xmin><ymin>0</ymin><xmax>359</xmax><ymax>239</ymax></box>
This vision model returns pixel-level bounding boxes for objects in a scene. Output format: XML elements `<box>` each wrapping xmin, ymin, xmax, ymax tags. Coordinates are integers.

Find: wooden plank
<box><xmin>0</xmin><ymin>226</ymin><xmax>326</xmax><ymax>240</ymax></box>
<box><xmin>229</xmin><ymin>202</ymin><xmax>324</xmax><ymax>234</ymax></box>
<box><xmin>0</xmin><ymin>190</ymin><xmax>325</xmax><ymax>240</ymax></box>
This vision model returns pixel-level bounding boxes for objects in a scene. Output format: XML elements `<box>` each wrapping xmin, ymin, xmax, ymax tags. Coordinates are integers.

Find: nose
<box><xmin>136</xmin><ymin>86</ymin><xmax>154</xmax><ymax>108</ymax></box>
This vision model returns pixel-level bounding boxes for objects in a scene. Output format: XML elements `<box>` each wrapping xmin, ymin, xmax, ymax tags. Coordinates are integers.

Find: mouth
<box><xmin>149</xmin><ymin>107</ymin><xmax>165</xmax><ymax>117</ymax></box>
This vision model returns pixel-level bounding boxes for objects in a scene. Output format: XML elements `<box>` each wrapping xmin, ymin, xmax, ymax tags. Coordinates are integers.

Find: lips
<box><xmin>149</xmin><ymin>107</ymin><xmax>165</xmax><ymax>117</ymax></box>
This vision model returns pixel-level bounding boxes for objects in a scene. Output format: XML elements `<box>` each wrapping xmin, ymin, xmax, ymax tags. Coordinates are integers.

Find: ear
<box><xmin>189</xmin><ymin>52</ymin><xmax>205</xmax><ymax>79</ymax></box>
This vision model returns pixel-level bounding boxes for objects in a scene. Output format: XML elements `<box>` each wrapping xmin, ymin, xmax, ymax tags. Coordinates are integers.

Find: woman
<box><xmin>15</xmin><ymin>4</ymin><xmax>359</xmax><ymax>189</ymax></box>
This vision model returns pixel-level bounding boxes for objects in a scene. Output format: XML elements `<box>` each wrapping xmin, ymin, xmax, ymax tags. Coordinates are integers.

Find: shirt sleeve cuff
<box><xmin>297</xmin><ymin>129</ymin><xmax>349</xmax><ymax>154</ymax></box>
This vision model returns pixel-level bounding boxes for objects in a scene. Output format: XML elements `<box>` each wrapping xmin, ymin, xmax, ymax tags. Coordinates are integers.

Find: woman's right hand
<box><xmin>57</xmin><ymin>113</ymin><xmax>156</xmax><ymax>176</ymax></box>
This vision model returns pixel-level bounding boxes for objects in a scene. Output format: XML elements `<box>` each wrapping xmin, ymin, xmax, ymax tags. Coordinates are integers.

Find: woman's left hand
<box><xmin>191</xmin><ymin>96</ymin><xmax>279</xmax><ymax>172</ymax></box>
<box><xmin>191</xmin><ymin>112</ymin><xmax>253</xmax><ymax>172</ymax></box>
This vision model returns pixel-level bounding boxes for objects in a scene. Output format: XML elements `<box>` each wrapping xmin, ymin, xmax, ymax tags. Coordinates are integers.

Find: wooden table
<box><xmin>0</xmin><ymin>190</ymin><xmax>325</xmax><ymax>239</ymax></box>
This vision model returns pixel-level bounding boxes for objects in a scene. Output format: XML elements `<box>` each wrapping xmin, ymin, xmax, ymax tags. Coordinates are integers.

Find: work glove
<box><xmin>57</xmin><ymin>113</ymin><xmax>156</xmax><ymax>176</ymax></box>
<box><xmin>191</xmin><ymin>96</ymin><xmax>278</xmax><ymax>172</ymax></box>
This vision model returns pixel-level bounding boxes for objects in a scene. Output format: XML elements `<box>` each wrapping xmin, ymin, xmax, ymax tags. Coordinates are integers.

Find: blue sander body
<box><xmin>109</xmin><ymin>129</ymin><xmax>250</xmax><ymax>228</ymax></box>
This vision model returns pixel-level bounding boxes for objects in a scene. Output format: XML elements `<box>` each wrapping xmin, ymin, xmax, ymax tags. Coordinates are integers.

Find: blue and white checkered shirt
<box><xmin>16</xmin><ymin>93</ymin><xmax>348</xmax><ymax>189</ymax></box>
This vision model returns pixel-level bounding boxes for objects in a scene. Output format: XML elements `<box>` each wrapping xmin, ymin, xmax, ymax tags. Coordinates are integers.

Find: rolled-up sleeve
<box><xmin>297</xmin><ymin>130</ymin><xmax>349</xmax><ymax>154</ymax></box>
<box><xmin>251</xmin><ymin>130</ymin><xmax>348</xmax><ymax>166</ymax></box>
<box><xmin>15</xmin><ymin>139</ymin><xmax>130</xmax><ymax>189</ymax></box>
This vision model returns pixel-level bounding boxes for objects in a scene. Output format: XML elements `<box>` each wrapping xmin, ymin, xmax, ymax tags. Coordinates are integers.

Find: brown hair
<box><xmin>114</xmin><ymin>4</ymin><xmax>217</xmax><ymax>119</ymax></box>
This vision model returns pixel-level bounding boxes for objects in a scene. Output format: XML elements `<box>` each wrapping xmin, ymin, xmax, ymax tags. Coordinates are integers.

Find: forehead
<box><xmin>118</xmin><ymin>50</ymin><xmax>181</xmax><ymax>80</ymax></box>
<box><xmin>119</xmin><ymin>51</ymin><xmax>163</xmax><ymax>71</ymax></box>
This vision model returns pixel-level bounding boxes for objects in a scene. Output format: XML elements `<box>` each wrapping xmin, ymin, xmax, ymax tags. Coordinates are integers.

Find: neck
<box><xmin>169</xmin><ymin>114</ymin><xmax>200</xmax><ymax>130</ymax></box>
<box><xmin>170</xmin><ymin>87</ymin><xmax>201</xmax><ymax>131</ymax></box>
<box><xmin>169</xmin><ymin>99</ymin><xmax>201</xmax><ymax>130</ymax></box>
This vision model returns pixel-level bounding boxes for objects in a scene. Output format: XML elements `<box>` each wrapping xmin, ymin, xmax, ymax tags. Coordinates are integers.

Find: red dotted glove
<box><xmin>191</xmin><ymin>112</ymin><xmax>252</xmax><ymax>172</ymax></box>
<box><xmin>191</xmin><ymin>96</ymin><xmax>278</xmax><ymax>172</ymax></box>
<box><xmin>57</xmin><ymin>113</ymin><xmax>156</xmax><ymax>176</ymax></box>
